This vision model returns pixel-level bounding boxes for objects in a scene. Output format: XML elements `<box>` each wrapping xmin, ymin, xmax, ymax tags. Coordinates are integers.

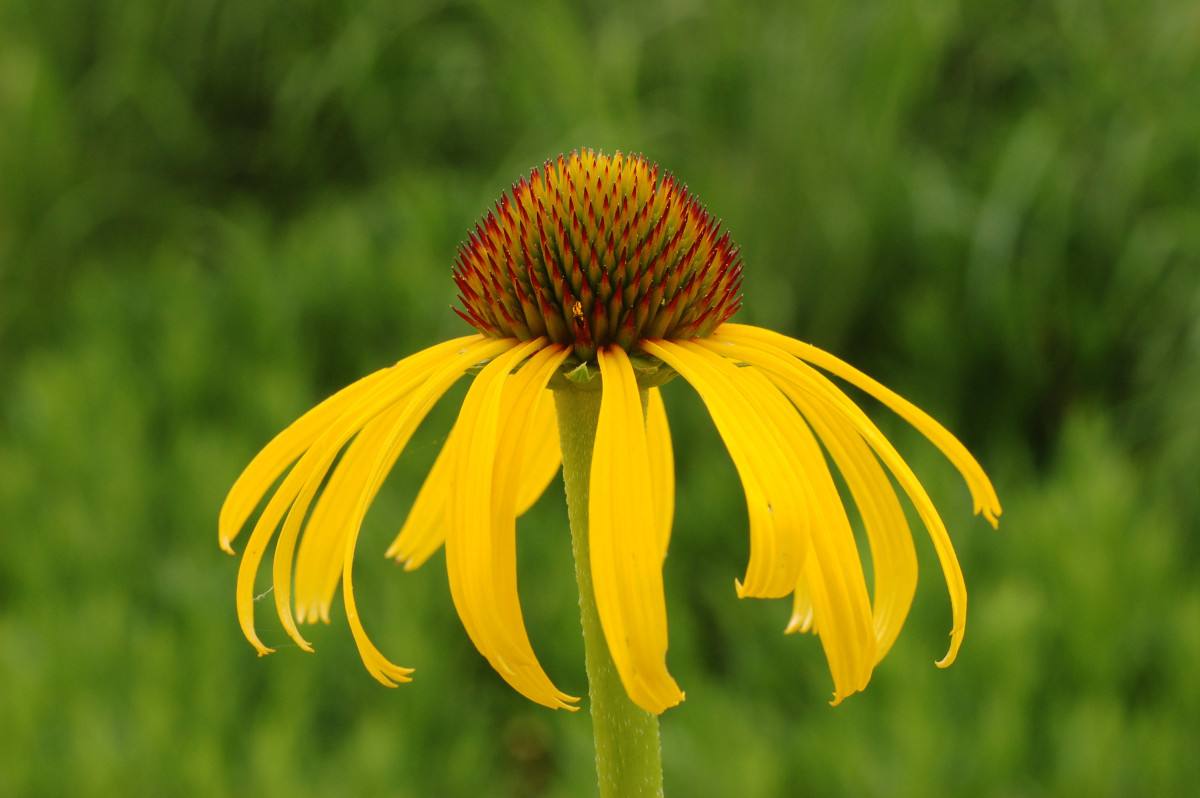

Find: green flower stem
<box><xmin>554</xmin><ymin>387</ymin><xmax>664</xmax><ymax>798</ymax></box>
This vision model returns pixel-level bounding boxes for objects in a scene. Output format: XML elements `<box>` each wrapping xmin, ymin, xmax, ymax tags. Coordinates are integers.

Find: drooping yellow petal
<box><xmin>788</xmin><ymin>391</ymin><xmax>917</xmax><ymax>663</ymax></box>
<box><xmin>719</xmin><ymin>323</ymin><xmax>1002</xmax><ymax>527</ymax></box>
<box><xmin>382</xmin><ymin>423</ymin><xmax>457</xmax><ymax>571</ymax></box>
<box><xmin>709</xmin><ymin>331</ymin><xmax>969</xmax><ymax>667</ymax></box>
<box><xmin>229</xmin><ymin>336</ymin><xmax>512</xmax><ymax>683</ymax></box>
<box><xmin>693</xmin><ymin>341</ymin><xmax>917</xmax><ymax>663</ymax></box>
<box><xmin>515</xmin><ymin>396</ymin><xmax>563</xmax><ymax>515</ymax></box>
<box><xmin>217</xmin><ymin>338</ymin><xmax>475</xmax><ymax>552</ymax></box>
<box><xmin>336</xmin><ymin>337</ymin><xmax>517</xmax><ymax>686</ymax></box>
<box><xmin>484</xmin><ymin>346</ymin><xmax>577</xmax><ymax>707</ymax></box>
<box><xmin>444</xmin><ymin>340</ymin><xmax>578</xmax><ymax>709</ymax></box>
<box><xmin>788</xmin><ymin>576</ymin><xmax>815</xmax><ymax>634</ymax></box>
<box><xmin>385</xmin><ymin>360</ymin><xmax>563</xmax><ymax>571</ymax></box>
<box><xmin>762</xmin><ymin>393</ymin><xmax>877</xmax><ymax>697</ymax></box>
<box><xmin>646</xmin><ymin>387</ymin><xmax>675</xmax><ymax>558</ymax></box>
<box><xmin>433</xmin><ymin>343</ymin><xmax>540</xmax><ymax>687</ymax></box>
<box><xmin>276</xmin><ymin>411</ymin><xmax>414</xmax><ymax>654</ymax></box>
<box><xmin>685</xmin><ymin>341</ymin><xmax>876</xmax><ymax>701</ymax></box>
<box><xmin>231</xmin><ymin>337</ymin><xmax>491</xmax><ymax>656</ymax></box>
<box><xmin>294</xmin><ymin>401</ymin><xmax>409</xmax><ymax>623</ymax></box>
<box><xmin>642</xmin><ymin>340</ymin><xmax>809</xmax><ymax>599</ymax></box>
<box><xmin>281</xmin><ymin>338</ymin><xmax>512</xmax><ymax>665</ymax></box>
<box><xmin>591</xmin><ymin>346</ymin><xmax>684</xmax><ymax>714</ymax></box>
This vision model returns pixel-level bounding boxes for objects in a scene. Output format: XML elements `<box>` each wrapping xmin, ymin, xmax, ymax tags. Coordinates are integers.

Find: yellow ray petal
<box><xmin>270</xmin><ymin>338</ymin><xmax>511</xmax><ymax>659</ymax></box>
<box><xmin>709</xmin><ymin>332</ymin><xmax>968</xmax><ymax>667</ymax></box>
<box><xmin>697</xmin><ymin>340</ymin><xmax>917</xmax><ymax>661</ymax></box>
<box><xmin>444</xmin><ymin>340</ymin><xmax>578</xmax><ymax>709</ymax></box>
<box><xmin>764</xmin><ymin>395</ymin><xmax>876</xmax><ymax>698</ymax></box>
<box><xmin>800</xmin><ymin>560</ymin><xmax>865</xmax><ymax>701</ymax></box>
<box><xmin>689</xmin><ymin>341</ymin><xmax>875</xmax><ymax>700</ymax></box>
<box><xmin>515</xmin><ymin>396</ymin><xmax>563</xmax><ymax>515</ymax></box>
<box><xmin>591</xmin><ymin>346</ymin><xmax>684</xmax><ymax>714</ymax></box>
<box><xmin>486</xmin><ymin>346</ymin><xmax>577</xmax><ymax>707</ymax></box>
<box><xmin>788</xmin><ymin>575</ymin><xmax>815</xmax><ymax>634</ymax></box>
<box><xmin>719</xmin><ymin>323</ymin><xmax>1002</xmax><ymax>527</ymax></box>
<box><xmin>220</xmin><ymin>375</ymin><xmax>382</xmax><ymax>556</ymax></box>
<box><xmin>646</xmin><ymin>387</ymin><xmax>675</xmax><ymax>558</ymax></box>
<box><xmin>219</xmin><ymin>335</ymin><xmax>482</xmax><ymax>553</ymax></box>
<box><xmin>295</xmin><ymin>402</ymin><xmax>409</xmax><ymax>624</ymax></box>
<box><xmin>274</xmin><ymin>412</ymin><xmax>405</xmax><ymax>646</ymax></box>
<box><xmin>336</xmin><ymin>337</ymin><xmax>517</xmax><ymax>686</ymax></box>
<box><xmin>233</xmin><ymin>338</ymin><xmax>486</xmax><ymax>655</ymax></box>
<box><xmin>383</xmin><ymin>423</ymin><xmax>457</xmax><ymax>570</ymax></box>
<box><xmin>233</xmin><ymin>444</ymin><xmax>330</xmax><ymax>655</ymax></box>
<box><xmin>789</xmin><ymin>393</ymin><xmax>917</xmax><ymax>662</ymax></box>
<box><xmin>230</xmin><ymin>336</ymin><xmax>511</xmax><ymax>677</ymax></box>
<box><xmin>641</xmin><ymin>340</ymin><xmax>809</xmax><ymax>599</ymax></box>
<box><xmin>386</xmin><ymin>359</ymin><xmax>563</xmax><ymax>571</ymax></box>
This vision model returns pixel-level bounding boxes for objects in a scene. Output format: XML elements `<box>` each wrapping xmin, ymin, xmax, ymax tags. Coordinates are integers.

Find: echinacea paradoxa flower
<box><xmin>221</xmin><ymin>149</ymin><xmax>1001</xmax><ymax>717</ymax></box>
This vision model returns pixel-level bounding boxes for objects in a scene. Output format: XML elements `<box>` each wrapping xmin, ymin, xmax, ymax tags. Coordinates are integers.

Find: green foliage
<box><xmin>2</xmin><ymin>0</ymin><xmax>1197</xmax><ymax>795</ymax></box>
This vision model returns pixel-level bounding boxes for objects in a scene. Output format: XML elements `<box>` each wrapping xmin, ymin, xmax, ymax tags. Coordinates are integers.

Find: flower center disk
<box><xmin>454</xmin><ymin>149</ymin><xmax>743</xmax><ymax>362</ymax></box>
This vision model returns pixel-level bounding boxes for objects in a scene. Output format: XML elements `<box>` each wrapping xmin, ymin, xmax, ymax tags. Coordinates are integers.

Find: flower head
<box><xmin>221</xmin><ymin>149</ymin><xmax>1001</xmax><ymax>715</ymax></box>
<box><xmin>453</xmin><ymin>149</ymin><xmax>741</xmax><ymax>361</ymax></box>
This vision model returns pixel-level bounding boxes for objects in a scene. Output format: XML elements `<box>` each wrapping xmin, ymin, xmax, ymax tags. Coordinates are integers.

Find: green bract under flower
<box><xmin>454</xmin><ymin>149</ymin><xmax>742</xmax><ymax>362</ymax></box>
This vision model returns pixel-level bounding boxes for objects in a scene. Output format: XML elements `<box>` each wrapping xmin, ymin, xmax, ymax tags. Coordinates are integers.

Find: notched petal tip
<box><xmin>219</xmin><ymin>536</ymin><xmax>235</xmax><ymax>555</ymax></box>
<box><xmin>546</xmin><ymin>690</ymin><xmax>582</xmax><ymax>711</ymax></box>
<box><xmin>784</xmin><ymin>614</ymin><xmax>812</xmax><ymax>635</ymax></box>
<box><xmin>296</xmin><ymin>602</ymin><xmax>333</xmax><ymax>625</ymax></box>
<box><xmin>356</xmin><ymin>639</ymin><xmax>416</xmax><ymax>688</ymax></box>
<box><xmin>296</xmin><ymin>605</ymin><xmax>321</xmax><ymax>626</ymax></box>
<box><xmin>372</xmin><ymin>668</ymin><xmax>415</xmax><ymax>688</ymax></box>
<box><xmin>382</xmin><ymin>542</ymin><xmax>423</xmax><ymax>572</ymax></box>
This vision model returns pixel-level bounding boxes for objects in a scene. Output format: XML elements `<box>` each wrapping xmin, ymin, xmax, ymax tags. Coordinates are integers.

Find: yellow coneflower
<box><xmin>220</xmin><ymin>149</ymin><xmax>1000</xmax><ymax>720</ymax></box>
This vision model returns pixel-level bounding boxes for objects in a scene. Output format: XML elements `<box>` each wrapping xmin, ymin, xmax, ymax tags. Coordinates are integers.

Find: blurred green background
<box><xmin>3</xmin><ymin>0</ymin><xmax>1198</xmax><ymax>795</ymax></box>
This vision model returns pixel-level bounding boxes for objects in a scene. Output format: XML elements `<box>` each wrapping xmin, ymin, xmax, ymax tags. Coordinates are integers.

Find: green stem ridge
<box><xmin>554</xmin><ymin>387</ymin><xmax>664</xmax><ymax>798</ymax></box>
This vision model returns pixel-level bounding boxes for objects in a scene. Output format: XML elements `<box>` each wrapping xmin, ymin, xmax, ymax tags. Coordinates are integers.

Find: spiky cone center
<box><xmin>454</xmin><ymin>149</ymin><xmax>743</xmax><ymax>366</ymax></box>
